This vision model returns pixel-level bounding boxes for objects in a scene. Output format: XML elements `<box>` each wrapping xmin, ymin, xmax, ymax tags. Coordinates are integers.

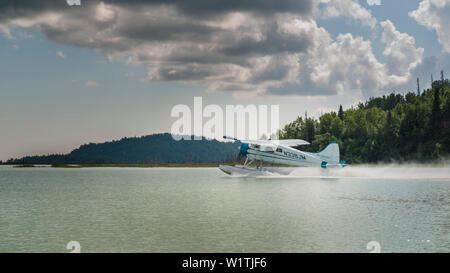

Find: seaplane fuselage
<box><xmin>243</xmin><ymin>143</ymin><xmax>326</xmax><ymax>167</ymax></box>
<box><xmin>219</xmin><ymin>137</ymin><xmax>345</xmax><ymax>175</ymax></box>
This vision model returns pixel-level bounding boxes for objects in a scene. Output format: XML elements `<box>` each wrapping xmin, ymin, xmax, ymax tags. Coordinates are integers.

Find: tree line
<box><xmin>279</xmin><ymin>75</ymin><xmax>450</xmax><ymax>163</ymax></box>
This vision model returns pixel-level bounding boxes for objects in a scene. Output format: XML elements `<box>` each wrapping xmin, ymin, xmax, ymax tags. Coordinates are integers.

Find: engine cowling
<box><xmin>240</xmin><ymin>143</ymin><xmax>249</xmax><ymax>156</ymax></box>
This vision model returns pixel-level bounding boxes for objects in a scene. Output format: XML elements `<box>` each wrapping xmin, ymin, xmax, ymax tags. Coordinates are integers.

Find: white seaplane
<box><xmin>219</xmin><ymin>136</ymin><xmax>346</xmax><ymax>175</ymax></box>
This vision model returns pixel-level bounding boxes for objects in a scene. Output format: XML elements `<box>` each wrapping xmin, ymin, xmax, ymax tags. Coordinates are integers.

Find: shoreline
<box><xmin>2</xmin><ymin>163</ymin><xmax>237</xmax><ymax>168</ymax></box>
<box><xmin>1</xmin><ymin>162</ymin><xmax>450</xmax><ymax>168</ymax></box>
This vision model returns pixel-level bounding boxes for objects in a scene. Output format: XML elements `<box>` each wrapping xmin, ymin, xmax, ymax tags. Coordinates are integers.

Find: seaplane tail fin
<box><xmin>317</xmin><ymin>142</ymin><xmax>340</xmax><ymax>163</ymax></box>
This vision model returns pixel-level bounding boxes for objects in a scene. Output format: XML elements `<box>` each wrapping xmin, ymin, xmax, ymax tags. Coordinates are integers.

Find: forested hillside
<box><xmin>279</xmin><ymin>76</ymin><xmax>450</xmax><ymax>163</ymax></box>
<box><xmin>6</xmin><ymin>134</ymin><xmax>239</xmax><ymax>164</ymax></box>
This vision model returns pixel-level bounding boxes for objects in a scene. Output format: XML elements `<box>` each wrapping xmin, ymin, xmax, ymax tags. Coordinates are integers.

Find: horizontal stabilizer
<box><xmin>316</xmin><ymin>142</ymin><xmax>340</xmax><ymax>163</ymax></box>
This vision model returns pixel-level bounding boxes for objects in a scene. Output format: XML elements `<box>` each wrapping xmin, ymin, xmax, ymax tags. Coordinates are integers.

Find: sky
<box><xmin>1</xmin><ymin>0</ymin><xmax>450</xmax><ymax>161</ymax></box>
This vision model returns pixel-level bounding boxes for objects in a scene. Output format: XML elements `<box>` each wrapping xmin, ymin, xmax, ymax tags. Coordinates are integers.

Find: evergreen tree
<box><xmin>304</xmin><ymin>118</ymin><xmax>315</xmax><ymax>144</ymax></box>
<box><xmin>429</xmin><ymin>84</ymin><xmax>442</xmax><ymax>139</ymax></box>
<box><xmin>417</xmin><ymin>77</ymin><xmax>420</xmax><ymax>95</ymax></box>
<box><xmin>382</xmin><ymin>111</ymin><xmax>394</xmax><ymax>159</ymax></box>
<box><xmin>338</xmin><ymin>105</ymin><xmax>344</xmax><ymax>120</ymax></box>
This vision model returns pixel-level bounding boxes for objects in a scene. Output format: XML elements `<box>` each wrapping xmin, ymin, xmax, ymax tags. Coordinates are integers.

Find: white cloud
<box><xmin>409</xmin><ymin>0</ymin><xmax>450</xmax><ymax>53</ymax></box>
<box><xmin>84</xmin><ymin>80</ymin><xmax>99</xmax><ymax>87</ymax></box>
<box><xmin>367</xmin><ymin>0</ymin><xmax>381</xmax><ymax>6</ymax></box>
<box><xmin>56</xmin><ymin>50</ymin><xmax>66</xmax><ymax>59</ymax></box>
<box><xmin>95</xmin><ymin>2</ymin><xmax>117</xmax><ymax>22</ymax></box>
<box><xmin>380</xmin><ymin>20</ymin><xmax>423</xmax><ymax>77</ymax></box>
<box><xmin>268</xmin><ymin>20</ymin><xmax>424</xmax><ymax>97</ymax></box>
<box><xmin>0</xmin><ymin>24</ymin><xmax>14</xmax><ymax>39</ymax></box>
<box><xmin>318</xmin><ymin>0</ymin><xmax>377</xmax><ymax>28</ymax></box>
<box><xmin>268</xmin><ymin>32</ymin><xmax>390</xmax><ymax>97</ymax></box>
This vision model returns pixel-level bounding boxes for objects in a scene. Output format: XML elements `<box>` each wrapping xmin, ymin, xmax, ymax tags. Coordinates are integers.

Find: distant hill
<box><xmin>6</xmin><ymin>133</ymin><xmax>239</xmax><ymax>164</ymax></box>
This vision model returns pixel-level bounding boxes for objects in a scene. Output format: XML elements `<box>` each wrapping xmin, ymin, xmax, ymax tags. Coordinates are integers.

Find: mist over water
<box><xmin>289</xmin><ymin>165</ymin><xmax>450</xmax><ymax>180</ymax></box>
<box><xmin>233</xmin><ymin>164</ymin><xmax>450</xmax><ymax>180</ymax></box>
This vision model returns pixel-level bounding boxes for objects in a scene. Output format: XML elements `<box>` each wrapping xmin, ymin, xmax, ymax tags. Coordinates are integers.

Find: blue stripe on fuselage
<box><xmin>247</xmin><ymin>148</ymin><xmax>307</xmax><ymax>163</ymax></box>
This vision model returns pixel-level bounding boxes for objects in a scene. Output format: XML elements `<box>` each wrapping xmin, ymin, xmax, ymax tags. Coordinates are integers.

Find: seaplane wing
<box><xmin>223</xmin><ymin>136</ymin><xmax>275</xmax><ymax>148</ymax></box>
<box><xmin>269</xmin><ymin>139</ymin><xmax>310</xmax><ymax>147</ymax></box>
<box><xmin>220</xmin><ymin>136</ymin><xmax>346</xmax><ymax>175</ymax></box>
<box><xmin>239</xmin><ymin>139</ymin><xmax>276</xmax><ymax>147</ymax></box>
<box><xmin>223</xmin><ymin>136</ymin><xmax>309</xmax><ymax>147</ymax></box>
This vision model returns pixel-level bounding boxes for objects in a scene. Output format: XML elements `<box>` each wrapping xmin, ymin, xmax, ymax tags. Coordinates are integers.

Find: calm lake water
<box><xmin>0</xmin><ymin>165</ymin><xmax>449</xmax><ymax>253</ymax></box>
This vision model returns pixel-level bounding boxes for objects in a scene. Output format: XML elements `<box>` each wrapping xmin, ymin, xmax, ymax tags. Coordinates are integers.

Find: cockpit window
<box><xmin>276</xmin><ymin>148</ymin><xmax>282</xmax><ymax>153</ymax></box>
